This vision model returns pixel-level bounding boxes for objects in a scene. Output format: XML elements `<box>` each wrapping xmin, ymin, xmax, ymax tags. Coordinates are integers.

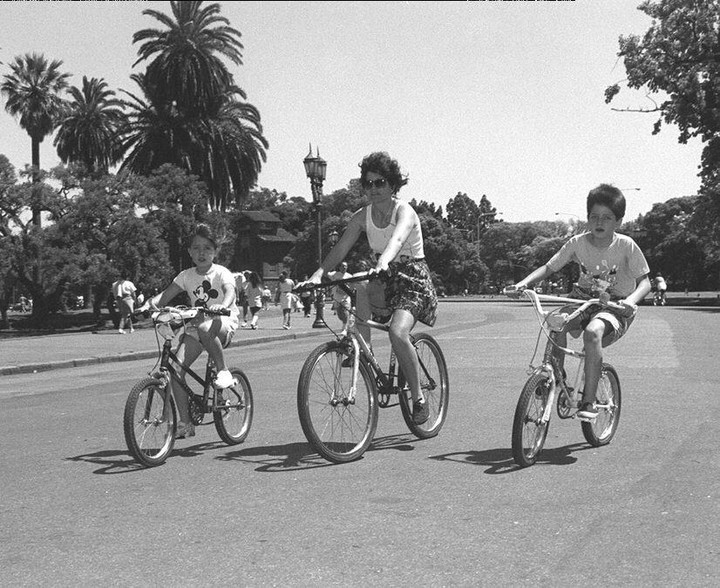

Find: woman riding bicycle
<box><xmin>303</xmin><ymin>151</ymin><xmax>438</xmax><ymax>425</ymax></box>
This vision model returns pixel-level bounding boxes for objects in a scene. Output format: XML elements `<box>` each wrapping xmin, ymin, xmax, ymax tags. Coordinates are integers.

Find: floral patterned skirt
<box><xmin>384</xmin><ymin>258</ymin><xmax>438</xmax><ymax>327</ymax></box>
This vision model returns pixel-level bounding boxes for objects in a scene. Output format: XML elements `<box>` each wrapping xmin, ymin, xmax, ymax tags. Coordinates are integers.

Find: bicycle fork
<box><xmin>539</xmin><ymin>364</ymin><xmax>557</xmax><ymax>425</ymax></box>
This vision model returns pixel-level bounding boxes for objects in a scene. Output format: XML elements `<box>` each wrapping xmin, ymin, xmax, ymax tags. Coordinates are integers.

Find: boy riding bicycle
<box><xmin>509</xmin><ymin>184</ymin><xmax>651</xmax><ymax>420</ymax></box>
<box><xmin>140</xmin><ymin>224</ymin><xmax>240</xmax><ymax>438</ymax></box>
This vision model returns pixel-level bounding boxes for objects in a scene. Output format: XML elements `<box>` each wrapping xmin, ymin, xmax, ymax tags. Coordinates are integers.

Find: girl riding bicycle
<box><xmin>302</xmin><ymin>151</ymin><xmax>438</xmax><ymax>425</ymax></box>
<box><xmin>140</xmin><ymin>223</ymin><xmax>240</xmax><ymax>438</ymax></box>
<box><xmin>510</xmin><ymin>184</ymin><xmax>651</xmax><ymax>421</ymax></box>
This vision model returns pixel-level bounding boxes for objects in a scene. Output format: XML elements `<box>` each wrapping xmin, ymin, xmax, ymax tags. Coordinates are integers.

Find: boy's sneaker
<box><xmin>214</xmin><ymin>369</ymin><xmax>235</xmax><ymax>389</ymax></box>
<box><xmin>577</xmin><ymin>402</ymin><xmax>598</xmax><ymax>420</ymax></box>
<box><xmin>413</xmin><ymin>399</ymin><xmax>430</xmax><ymax>425</ymax></box>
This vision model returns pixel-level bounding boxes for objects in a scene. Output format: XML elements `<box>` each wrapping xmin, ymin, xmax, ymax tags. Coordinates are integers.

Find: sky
<box><xmin>0</xmin><ymin>0</ymin><xmax>705</xmax><ymax>223</ymax></box>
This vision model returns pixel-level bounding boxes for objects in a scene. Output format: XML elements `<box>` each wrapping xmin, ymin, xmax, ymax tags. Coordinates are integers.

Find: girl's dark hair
<box><xmin>587</xmin><ymin>184</ymin><xmax>626</xmax><ymax>219</ymax></box>
<box><xmin>249</xmin><ymin>271</ymin><xmax>262</xmax><ymax>288</ymax></box>
<box><xmin>359</xmin><ymin>152</ymin><xmax>408</xmax><ymax>194</ymax></box>
<box><xmin>188</xmin><ymin>223</ymin><xmax>218</xmax><ymax>248</ymax></box>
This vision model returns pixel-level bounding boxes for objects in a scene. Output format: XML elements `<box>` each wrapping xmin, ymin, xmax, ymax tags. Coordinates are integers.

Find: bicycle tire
<box><xmin>511</xmin><ymin>370</ymin><xmax>551</xmax><ymax>468</ymax></box>
<box><xmin>581</xmin><ymin>364</ymin><xmax>621</xmax><ymax>447</ymax></box>
<box><xmin>297</xmin><ymin>341</ymin><xmax>378</xmax><ymax>463</ymax></box>
<box><xmin>123</xmin><ymin>377</ymin><xmax>176</xmax><ymax>467</ymax></box>
<box><xmin>398</xmin><ymin>333</ymin><xmax>450</xmax><ymax>439</ymax></box>
<box><xmin>214</xmin><ymin>368</ymin><xmax>254</xmax><ymax>445</ymax></box>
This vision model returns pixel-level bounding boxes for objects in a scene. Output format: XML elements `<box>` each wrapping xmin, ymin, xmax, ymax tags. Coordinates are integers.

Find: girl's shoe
<box><xmin>214</xmin><ymin>369</ymin><xmax>235</xmax><ymax>389</ymax></box>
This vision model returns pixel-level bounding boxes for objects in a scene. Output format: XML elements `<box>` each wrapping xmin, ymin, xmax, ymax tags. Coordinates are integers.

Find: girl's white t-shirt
<box><xmin>172</xmin><ymin>264</ymin><xmax>239</xmax><ymax>317</ymax></box>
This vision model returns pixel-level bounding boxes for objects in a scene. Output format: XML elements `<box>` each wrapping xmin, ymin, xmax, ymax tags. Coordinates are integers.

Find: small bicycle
<box><xmin>293</xmin><ymin>271</ymin><xmax>449</xmax><ymax>463</ymax></box>
<box><xmin>503</xmin><ymin>287</ymin><xmax>624</xmax><ymax>468</ymax></box>
<box><xmin>123</xmin><ymin>306</ymin><xmax>253</xmax><ymax>467</ymax></box>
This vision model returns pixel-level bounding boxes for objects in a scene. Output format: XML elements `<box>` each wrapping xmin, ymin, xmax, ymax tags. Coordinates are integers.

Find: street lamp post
<box><xmin>303</xmin><ymin>144</ymin><xmax>328</xmax><ymax>328</ymax></box>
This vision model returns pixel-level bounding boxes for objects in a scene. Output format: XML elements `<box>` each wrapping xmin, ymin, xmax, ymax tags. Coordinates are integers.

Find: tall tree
<box><xmin>54</xmin><ymin>76</ymin><xmax>126</xmax><ymax>175</ymax></box>
<box><xmin>605</xmin><ymin>0</ymin><xmax>719</xmax><ymax>181</ymax></box>
<box><xmin>1</xmin><ymin>52</ymin><xmax>71</xmax><ymax>225</ymax></box>
<box><xmin>123</xmin><ymin>0</ymin><xmax>268</xmax><ymax>211</ymax></box>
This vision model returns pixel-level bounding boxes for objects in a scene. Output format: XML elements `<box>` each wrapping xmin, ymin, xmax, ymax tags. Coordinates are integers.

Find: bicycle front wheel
<box><xmin>581</xmin><ymin>364</ymin><xmax>621</xmax><ymax>447</ymax></box>
<box><xmin>512</xmin><ymin>371</ymin><xmax>551</xmax><ymax>468</ymax></box>
<box><xmin>214</xmin><ymin>368</ymin><xmax>254</xmax><ymax>445</ymax></box>
<box><xmin>297</xmin><ymin>341</ymin><xmax>378</xmax><ymax>463</ymax></box>
<box><xmin>123</xmin><ymin>377</ymin><xmax>176</xmax><ymax>468</ymax></box>
<box><xmin>398</xmin><ymin>333</ymin><xmax>450</xmax><ymax>438</ymax></box>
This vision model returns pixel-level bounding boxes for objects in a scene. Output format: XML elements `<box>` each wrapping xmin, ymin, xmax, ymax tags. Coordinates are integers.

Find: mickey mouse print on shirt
<box><xmin>192</xmin><ymin>279</ymin><xmax>219</xmax><ymax>307</ymax></box>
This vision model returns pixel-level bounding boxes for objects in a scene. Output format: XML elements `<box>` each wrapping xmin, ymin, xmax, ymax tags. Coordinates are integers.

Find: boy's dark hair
<box><xmin>188</xmin><ymin>223</ymin><xmax>218</xmax><ymax>248</ymax></box>
<box><xmin>359</xmin><ymin>151</ymin><xmax>408</xmax><ymax>193</ymax></box>
<box><xmin>586</xmin><ymin>184</ymin><xmax>626</xmax><ymax>219</ymax></box>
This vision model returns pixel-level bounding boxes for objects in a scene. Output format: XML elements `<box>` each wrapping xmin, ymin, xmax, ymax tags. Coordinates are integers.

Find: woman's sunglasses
<box><xmin>361</xmin><ymin>178</ymin><xmax>388</xmax><ymax>189</ymax></box>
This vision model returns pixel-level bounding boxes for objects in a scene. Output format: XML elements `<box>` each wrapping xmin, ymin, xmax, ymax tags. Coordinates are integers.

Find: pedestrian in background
<box><xmin>261</xmin><ymin>286</ymin><xmax>272</xmax><ymax>310</ymax></box>
<box><xmin>245</xmin><ymin>271</ymin><xmax>264</xmax><ymax>330</ymax></box>
<box><xmin>328</xmin><ymin>262</ymin><xmax>353</xmax><ymax>336</ymax></box>
<box><xmin>235</xmin><ymin>270</ymin><xmax>250</xmax><ymax>327</ymax></box>
<box><xmin>276</xmin><ymin>271</ymin><xmax>295</xmax><ymax>329</ymax></box>
<box><xmin>112</xmin><ymin>274</ymin><xmax>137</xmax><ymax>334</ymax></box>
<box><xmin>299</xmin><ymin>274</ymin><xmax>314</xmax><ymax>317</ymax></box>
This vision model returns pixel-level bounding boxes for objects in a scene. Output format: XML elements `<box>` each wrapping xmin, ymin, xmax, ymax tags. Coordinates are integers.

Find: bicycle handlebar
<box><xmin>293</xmin><ymin>270</ymin><xmax>383</xmax><ymax>293</ymax></box>
<box><xmin>137</xmin><ymin>305</ymin><xmax>231</xmax><ymax>319</ymax></box>
<box><xmin>503</xmin><ymin>286</ymin><xmax>635</xmax><ymax>318</ymax></box>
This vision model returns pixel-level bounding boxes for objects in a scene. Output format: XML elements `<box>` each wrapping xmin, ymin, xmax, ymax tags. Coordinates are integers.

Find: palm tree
<box><xmin>53</xmin><ymin>76</ymin><xmax>126</xmax><ymax>175</ymax></box>
<box><xmin>120</xmin><ymin>75</ymin><xmax>268</xmax><ymax>211</ymax></box>
<box><xmin>122</xmin><ymin>0</ymin><xmax>268</xmax><ymax>211</ymax></box>
<box><xmin>1</xmin><ymin>52</ymin><xmax>70</xmax><ymax>226</ymax></box>
<box><xmin>133</xmin><ymin>0</ymin><xmax>243</xmax><ymax>115</ymax></box>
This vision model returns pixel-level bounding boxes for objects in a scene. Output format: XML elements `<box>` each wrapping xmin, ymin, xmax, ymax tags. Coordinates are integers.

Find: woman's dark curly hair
<box><xmin>359</xmin><ymin>152</ymin><xmax>408</xmax><ymax>194</ymax></box>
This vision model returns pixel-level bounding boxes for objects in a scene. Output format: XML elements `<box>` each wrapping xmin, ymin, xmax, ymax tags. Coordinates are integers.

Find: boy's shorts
<box><xmin>562</xmin><ymin>304</ymin><xmax>634</xmax><ymax>348</ymax></box>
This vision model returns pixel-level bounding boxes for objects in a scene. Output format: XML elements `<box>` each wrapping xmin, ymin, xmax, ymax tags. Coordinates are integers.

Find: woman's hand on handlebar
<box><xmin>503</xmin><ymin>284</ymin><xmax>526</xmax><ymax>299</ymax></box>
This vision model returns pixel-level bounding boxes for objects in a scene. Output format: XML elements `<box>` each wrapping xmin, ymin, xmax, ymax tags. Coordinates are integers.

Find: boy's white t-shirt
<box><xmin>546</xmin><ymin>232</ymin><xmax>649</xmax><ymax>299</ymax></box>
<box><xmin>172</xmin><ymin>264</ymin><xmax>239</xmax><ymax>317</ymax></box>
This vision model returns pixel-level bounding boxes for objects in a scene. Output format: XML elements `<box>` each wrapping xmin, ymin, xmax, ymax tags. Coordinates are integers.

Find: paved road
<box><xmin>1</xmin><ymin>302</ymin><xmax>718</xmax><ymax>586</ymax></box>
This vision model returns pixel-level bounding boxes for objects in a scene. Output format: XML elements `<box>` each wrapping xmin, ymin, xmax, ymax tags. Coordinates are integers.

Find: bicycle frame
<box><xmin>148</xmin><ymin>306</ymin><xmax>228</xmax><ymax>414</ymax></box>
<box><xmin>521</xmin><ymin>290</ymin><xmax>602</xmax><ymax>424</ymax></box>
<box><xmin>304</xmin><ymin>271</ymin><xmax>434</xmax><ymax>406</ymax></box>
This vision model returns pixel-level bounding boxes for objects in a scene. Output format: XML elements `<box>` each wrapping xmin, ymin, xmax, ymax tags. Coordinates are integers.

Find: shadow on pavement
<box><xmin>217</xmin><ymin>433</ymin><xmax>422</xmax><ymax>471</ymax></box>
<box><xmin>67</xmin><ymin>440</ymin><xmax>228</xmax><ymax>474</ymax></box>
<box><xmin>430</xmin><ymin>442</ymin><xmax>590</xmax><ymax>474</ymax></box>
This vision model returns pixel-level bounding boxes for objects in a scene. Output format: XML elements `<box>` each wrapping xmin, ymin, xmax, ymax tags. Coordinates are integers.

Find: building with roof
<box><xmin>232</xmin><ymin>211</ymin><xmax>297</xmax><ymax>286</ymax></box>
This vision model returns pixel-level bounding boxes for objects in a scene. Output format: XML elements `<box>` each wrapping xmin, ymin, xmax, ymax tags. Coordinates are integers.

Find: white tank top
<box><xmin>365</xmin><ymin>201</ymin><xmax>424</xmax><ymax>261</ymax></box>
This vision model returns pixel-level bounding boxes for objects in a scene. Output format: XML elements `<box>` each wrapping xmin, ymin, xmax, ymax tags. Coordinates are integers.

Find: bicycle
<box><xmin>293</xmin><ymin>271</ymin><xmax>449</xmax><ymax>463</ymax></box>
<box><xmin>123</xmin><ymin>306</ymin><xmax>254</xmax><ymax>467</ymax></box>
<box><xmin>503</xmin><ymin>287</ymin><xmax>625</xmax><ymax>468</ymax></box>
<box><xmin>652</xmin><ymin>289</ymin><xmax>667</xmax><ymax>306</ymax></box>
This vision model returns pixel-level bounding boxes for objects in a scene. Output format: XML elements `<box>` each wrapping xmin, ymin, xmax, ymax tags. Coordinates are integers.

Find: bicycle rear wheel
<box><xmin>214</xmin><ymin>368</ymin><xmax>254</xmax><ymax>445</ymax></box>
<box><xmin>512</xmin><ymin>371</ymin><xmax>551</xmax><ymax>468</ymax></box>
<box><xmin>123</xmin><ymin>377</ymin><xmax>176</xmax><ymax>467</ymax></box>
<box><xmin>297</xmin><ymin>341</ymin><xmax>378</xmax><ymax>463</ymax></box>
<box><xmin>581</xmin><ymin>364</ymin><xmax>621</xmax><ymax>447</ymax></box>
<box><xmin>398</xmin><ymin>333</ymin><xmax>449</xmax><ymax>438</ymax></box>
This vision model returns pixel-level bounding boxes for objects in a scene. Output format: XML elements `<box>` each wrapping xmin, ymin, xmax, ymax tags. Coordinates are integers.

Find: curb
<box><xmin>0</xmin><ymin>329</ymin><xmax>325</xmax><ymax>377</ymax></box>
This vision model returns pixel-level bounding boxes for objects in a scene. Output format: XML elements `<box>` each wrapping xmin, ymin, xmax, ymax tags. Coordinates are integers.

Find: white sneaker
<box><xmin>214</xmin><ymin>369</ymin><xmax>235</xmax><ymax>389</ymax></box>
<box><xmin>118</xmin><ymin>328</ymin><xmax>125</xmax><ymax>334</ymax></box>
<box><xmin>241</xmin><ymin>322</ymin><xmax>247</xmax><ymax>328</ymax></box>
